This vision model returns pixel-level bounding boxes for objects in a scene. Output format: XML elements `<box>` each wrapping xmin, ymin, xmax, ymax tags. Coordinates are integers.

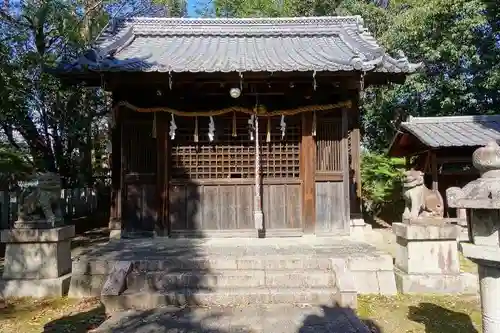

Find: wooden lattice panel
<box><xmin>122</xmin><ymin>121</ymin><xmax>157</xmax><ymax>174</ymax></box>
<box><xmin>316</xmin><ymin>114</ymin><xmax>343</xmax><ymax>172</ymax></box>
<box><xmin>171</xmin><ymin>114</ymin><xmax>300</xmax><ymax>179</ymax></box>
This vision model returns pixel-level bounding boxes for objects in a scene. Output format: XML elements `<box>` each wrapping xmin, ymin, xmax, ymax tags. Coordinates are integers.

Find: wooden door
<box><xmin>121</xmin><ymin>118</ymin><xmax>158</xmax><ymax>237</ymax></box>
<box><xmin>314</xmin><ymin>110</ymin><xmax>350</xmax><ymax>234</ymax></box>
<box><xmin>167</xmin><ymin>114</ymin><xmax>302</xmax><ymax>237</ymax></box>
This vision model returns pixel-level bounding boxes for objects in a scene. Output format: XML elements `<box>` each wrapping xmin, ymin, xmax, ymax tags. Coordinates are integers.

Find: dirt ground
<box><xmin>0</xmin><ymin>294</ymin><xmax>481</xmax><ymax>333</ymax></box>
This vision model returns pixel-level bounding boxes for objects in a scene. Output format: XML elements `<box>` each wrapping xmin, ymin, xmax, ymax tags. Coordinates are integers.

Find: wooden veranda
<box><xmin>53</xmin><ymin>16</ymin><xmax>420</xmax><ymax>238</ymax></box>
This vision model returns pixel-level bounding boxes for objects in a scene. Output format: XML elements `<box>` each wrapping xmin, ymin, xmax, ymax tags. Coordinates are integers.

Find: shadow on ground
<box><xmin>408</xmin><ymin>302</ymin><xmax>478</xmax><ymax>333</ymax></box>
<box><xmin>43</xmin><ymin>305</ymin><xmax>107</xmax><ymax>333</ymax></box>
<box><xmin>298</xmin><ymin>305</ymin><xmax>382</xmax><ymax>333</ymax></box>
<box><xmin>42</xmin><ymin>303</ymin><xmax>381</xmax><ymax>333</ymax></box>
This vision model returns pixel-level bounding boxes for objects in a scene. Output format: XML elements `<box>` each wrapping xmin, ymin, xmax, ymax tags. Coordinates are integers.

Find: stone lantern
<box><xmin>447</xmin><ymin>141</ymin><xmax>500</xmax><ymax>333</ymax></box>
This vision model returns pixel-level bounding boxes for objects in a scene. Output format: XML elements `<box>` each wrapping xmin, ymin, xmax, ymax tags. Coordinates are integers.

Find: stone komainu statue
<box><xmin>402</xmin><ymin>169</ymin><xmax>444</xmax><ymax>220</ymax></box>
<box><xmin>17</xmin><ymin>172</ymin><xmax>63</xmax><ymax>224</ymax></box>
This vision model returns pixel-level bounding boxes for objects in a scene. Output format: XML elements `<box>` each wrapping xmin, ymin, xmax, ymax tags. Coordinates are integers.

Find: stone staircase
<box><xmin>100</xmin><ymin>255</ymin><xmax>357</xmax><ymax>314</ymax></box>
<box><xmin>68</xmin><ymin>237</ymin><xmax>396</xmax><ymax>314</ymax></box>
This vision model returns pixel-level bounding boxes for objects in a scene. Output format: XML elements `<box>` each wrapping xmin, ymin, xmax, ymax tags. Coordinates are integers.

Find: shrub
<box><xmin>361</xmin><ymin>152</ymin><xmax>405</xmax><ymax>220</ymax></box>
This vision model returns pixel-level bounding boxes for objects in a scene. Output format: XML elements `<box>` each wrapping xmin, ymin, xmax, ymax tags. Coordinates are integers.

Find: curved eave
<box><xmin>52</xmin><ymin>58</ymin><xmax>422</xmax><ymax>76</ymax></box>
<box><xmin>51</xmin><ymin>15</ymin><xmax>423</xmax><ymax>84</ymax></box>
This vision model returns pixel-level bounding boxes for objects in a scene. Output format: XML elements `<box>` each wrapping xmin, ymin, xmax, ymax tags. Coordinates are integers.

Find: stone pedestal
<box><xmin>349</xmin><ymin>217</ymin><xmax>375</xmax><ymax>241</ymax></box>
<box><xmin>392</xmin><ymin>222</ymin><xmax>476</xmax><ymax>293</ymax></box>
<box><xmin>0</xmin><ymin>225</ymin><xmax>75</xmax><ymax>297</ymax></box>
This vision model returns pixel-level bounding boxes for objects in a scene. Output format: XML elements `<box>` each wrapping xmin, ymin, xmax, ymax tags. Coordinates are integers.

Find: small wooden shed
<box><xmin>388</xmin><ymin>115</ymin><xmax>500</xmax><ymax>216</ymax></box>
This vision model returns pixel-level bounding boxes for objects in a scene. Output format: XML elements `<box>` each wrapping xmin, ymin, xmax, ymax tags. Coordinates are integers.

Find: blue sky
<box><xmin>187</xmin><ymin>0</ymin><xmax>212</xmax><ymax>17</ymax></box>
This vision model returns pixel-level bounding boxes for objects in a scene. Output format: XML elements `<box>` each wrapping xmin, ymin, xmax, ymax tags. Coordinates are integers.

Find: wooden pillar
<box><xmin>341</xmin><ymin>108</ymin><xmax>351</xmax><ymax>224</ymax></box>
<box><xmin>301</xmin><ymin>112</ymin><xmax>316</xmax><ymax>234</ymax></box>
<box><xmin>350</xmin><ymin>95</ymin><xmax>362</xmax><ymax>215</ymax></box>
<box><xmin>431</xmin><ymin>151</ymin><xmax>438</xmax><ymax>191</ymax></box>
<box><xmin>155</xmin><ymin>112</ymin><xmax>169</xmax><ymax>237</ymax></box>
<box><xmin>109</xmin><ymin>107</ymin><xmax>122</xmax><ymax>234</ymax></box>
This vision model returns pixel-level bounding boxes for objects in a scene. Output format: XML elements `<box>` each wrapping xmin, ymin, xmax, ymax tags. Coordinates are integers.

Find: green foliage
<box><xmin>0</xmin><ymin>1</ymin><xmax>112</xmax><ymax>186</ymax></box>
<box><xmin>211</xmin><ymin>0</ymin><xmax>500</xmax><ymax>153</ymax></box>
<box><xmin>0</xmin><ymin>146</ymin><xmax>32</xmax><ymax>174</ymax></box>
<box><xmin>360</xmin><ymin>152</ymin><xmax>405</xmax><ymax>214</ymax></box>
<box><xmin>0</xmin><ymin>146</ymin><xmax>33</xmax><ymax>187</ymax></box>
<box><xmin>342</xmin><ymin>0</ymin><xmax>500</xmax><ymax>151</ymax></box>
<box><xmin>212</xmin><ymin>0</ymin><xmax>342</xmax><ymax>17</ymax></box>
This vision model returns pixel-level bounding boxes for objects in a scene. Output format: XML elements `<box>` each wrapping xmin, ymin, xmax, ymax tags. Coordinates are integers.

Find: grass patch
<box><xmin>460</xmin><ymin>253</ymin><xmax>478</xmax><ymax>274</ymax></box>
<box><xmin>357</xmin><ymin>294</ymin><xmax>481</xmax><ymax>333</ymax></box>
<box><xmin>0</xmin><ymin>297</ymin><xmax>105</xmax><ymax>333</ymax></box>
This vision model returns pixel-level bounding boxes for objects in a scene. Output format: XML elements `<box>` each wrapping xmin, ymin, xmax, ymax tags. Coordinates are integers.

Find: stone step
<box><xmin>101</xmin><ymin>288</ymin><xmax>356</xmax><ymax>314</ymax></box>
<box><xmin>72</xmin><ymin>256</ymin><xmax>334</xmax><ymax>276</ymax></box>
<box><xmin>126</xmin><ymin>270</ymin><xmax>337</xmax><ymax>291</ymax></box>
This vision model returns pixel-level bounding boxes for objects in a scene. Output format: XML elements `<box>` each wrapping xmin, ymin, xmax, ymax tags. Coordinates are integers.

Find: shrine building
<box><xmin>53</xmin><ymin>16</ymin><xmax>421</xmax><ymax>238</ymax></box>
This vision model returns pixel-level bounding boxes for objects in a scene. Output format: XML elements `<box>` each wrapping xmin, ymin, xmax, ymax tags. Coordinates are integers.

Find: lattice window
<box><xmin>171</xmin><ymin>114</ymin><xmax>300</xmax><ymax>179</ymax></box>
<box><xmin>122</xmin><ymin>121</ymin><xmax>157</xmax><ymax>174</ymax></box>
<box><xmin>316</xmin><ymin>114</ymin><xmax>343</xmax><ymax>172</ymax></box>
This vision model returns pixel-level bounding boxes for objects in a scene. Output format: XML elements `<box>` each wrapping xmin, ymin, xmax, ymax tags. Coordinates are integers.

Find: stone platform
<box><xmin>0</xmin><ymin>225</ymin><xmax>74</xmax><ymax>297</ymax></box>
<box><xmin>69</xmin><ymin>237</ymin><xmax>396</xmax><ymax>313</ymax></box>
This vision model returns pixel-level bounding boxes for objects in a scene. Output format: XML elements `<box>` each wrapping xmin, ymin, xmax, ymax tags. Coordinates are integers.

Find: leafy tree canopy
<box><xmin>212</xmin><ymin>0</ymin><xmax>500</xmax><ymax>152</ymax></box>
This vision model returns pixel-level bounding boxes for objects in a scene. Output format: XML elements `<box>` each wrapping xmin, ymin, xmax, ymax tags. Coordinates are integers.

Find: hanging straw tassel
<box><xmin>312</xmin><ymin>111</ymin><xmax>317</xmax><ymax>137</ymax></box>
<box><xmin>208</xmin><ymin>116</ymin><xmax>215</xmax><ymax>142</ymax></box>
<box><xmin>169</xmin><ymin>113</ymin><xmax>177</xmax><ymax>140</ymax></box>
<box><xmin>194</xmin><ymin>116</ymin><xmax>199</xmax><ymax>143</ymax></box>
<box><xmin>248</xmin><ymin>115</ymin><xmax>255</xmax><ymax>141</ymax></box>
<box><xmin>266</xmin><ymin>117</ymin><xmax>271</xmax><ymax>143</ymax></box>
<box><xmin>232</xmin><ymin>112</ymin><xmax>237</xmax><ymax>137</ymax></box>
<box><xmin>280</xmin><ymin>115</ymin><xmax>286</xmax><ymax>139</ymax></box>
<box><xmin>152</xmin><ymin>112</ymin><xmax>157</xmax><ymax>138</ymax></box>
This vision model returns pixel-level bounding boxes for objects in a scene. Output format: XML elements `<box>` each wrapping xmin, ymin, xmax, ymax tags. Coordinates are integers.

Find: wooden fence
<box><xmin>0</xmin><ymin>188</ymin><xmax>101</xmax><ymax>229</ymax></box>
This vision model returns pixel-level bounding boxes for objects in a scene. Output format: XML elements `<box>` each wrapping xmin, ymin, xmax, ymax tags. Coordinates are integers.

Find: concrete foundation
<box><xmin>393</xmin><ymin>222</ymin><xmax>477</xmax><ymax>294</ymax></box>
<box><xmin>0</xmin><ymin>225</ymin><xmax>75</xmax><ymax>297</ymax></box>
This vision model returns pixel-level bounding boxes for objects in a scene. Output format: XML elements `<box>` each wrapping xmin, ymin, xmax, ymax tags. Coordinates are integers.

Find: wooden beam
<box><xmin>315</xmin><ymin>172</ymin><xmax>343</xmax><ymax>182</ymax></box>
<box><xmin>436</xmin><ymin>156</ymin><xmax>473</xmax><ymax>164</ymax></box>
<box><xmin>301</xmin><ymin>112</ymin><xmax>316</xmax><ymax>234</ymax></box>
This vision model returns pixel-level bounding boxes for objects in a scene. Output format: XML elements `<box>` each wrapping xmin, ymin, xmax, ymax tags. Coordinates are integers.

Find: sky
<box><xmin>187</xmin><ymin>0</ymin><xmax>212</xmax><ymax>17</ymax></box>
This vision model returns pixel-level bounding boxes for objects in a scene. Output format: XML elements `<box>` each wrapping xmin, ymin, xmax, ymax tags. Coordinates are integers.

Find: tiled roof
<box><xmin>56</xmin><ymin>16</ymin><xmax>422</xmax><ymax>74</ymax></box>
<box><xmin>400</xmin><ymin>115</ymin><xmax>500</xmax><ymax>148</ymax></box>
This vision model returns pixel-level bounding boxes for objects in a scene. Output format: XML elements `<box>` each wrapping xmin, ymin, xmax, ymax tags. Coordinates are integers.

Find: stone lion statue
<box><xmin>402</xmin><ymin>169</ymin><xmax>444</xmax><ymax>220</ymax></box>
<box><xmin>17</xmin><ymin>172</ymin><xmax>63</xmax><ymax>224</ymax></box>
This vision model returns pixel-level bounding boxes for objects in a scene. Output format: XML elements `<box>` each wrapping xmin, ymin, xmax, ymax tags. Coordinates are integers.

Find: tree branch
<box><xmin>0</xmin><ymin>124</ymin><xmax>21</xmax><ymax>149</ymax></box>
<box><xmin>0</xmin><ymin>10</ymin><xmax>31</xmax><ymax>29</ymax></box>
